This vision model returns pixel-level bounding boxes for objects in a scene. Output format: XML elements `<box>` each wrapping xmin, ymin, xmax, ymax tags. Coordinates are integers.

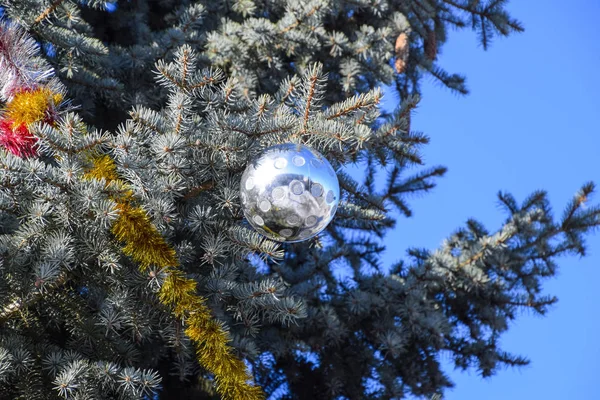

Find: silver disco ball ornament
<box><xmin>240</xmin><ymin>143</ymin><xmax>340</xmax><ymax>242</ymax></box>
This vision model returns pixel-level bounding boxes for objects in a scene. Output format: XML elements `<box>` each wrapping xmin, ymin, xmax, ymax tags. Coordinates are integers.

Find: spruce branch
<box><xmin>0</xmin><ymin>273</ymin><xmax>68</xmax><ymax>325</ymax></box>
<box><xmin>155</xmin><ymin>47</ymin><xmax>224</xmax><ymax>95</ymax></box>
<box><xmin>301</xmin><ymin>65</ymin><xmax>320</xmax><ymax>134</ymax></box>
<box><xmin>325</xmin><ymin>89</ymin><xmax>382</xmax><ymax>121</ymax></box>
<box><xmin>278</xmin><ymin>5</ymin><xmax>322</xmax><ymax>35</ymax></box>
<box><xmin>182</xmin><ymin>181</ymin><xmax>215</xmax><ymax>201</ymax></box>
<box><xmin>457</xmin><ymin>228</ymin><xmax>515</xmax><ymax>269</ymax></box>
<box><xmin>32</xmin><ymin>0</ymin><xmax>65</xmax><ymax>26</ymax></box>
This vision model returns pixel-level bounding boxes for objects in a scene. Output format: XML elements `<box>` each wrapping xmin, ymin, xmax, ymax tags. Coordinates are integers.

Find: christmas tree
<box><xmin>0</xmin><ymin>1</ymin><xmax>598</xmax><ymax>399</ymax></box>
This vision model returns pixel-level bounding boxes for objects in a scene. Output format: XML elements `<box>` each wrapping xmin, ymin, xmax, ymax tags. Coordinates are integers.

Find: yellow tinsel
<box><xmin>5</xmin><ymin>87</ymin><xmax>62</xmax><ymax>127</ymax></box>
<box><xmin>84</xmin><ymin>155</ymin><xmax>264</xmax><ymax>400</ymax></box>
<box><xmin>163</xmin><ymin>272</ymin><xmax>265</xmax><ymax>399</ymax></box>
<box><xmin>113</xmin><ymin>202</ymin><xmax>179</xmax><ymax>269</ymax></box>
<box><xmin>84</xmin><ymin>154</ymin><xmax>121</xmax><ymax>183</ymax></box>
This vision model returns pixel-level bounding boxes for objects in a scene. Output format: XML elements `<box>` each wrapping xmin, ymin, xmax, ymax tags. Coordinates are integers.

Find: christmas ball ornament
<box><xmin>240</xmin><ymin>143</ymin><xmax>340</xmax><ymax>242</ymax></box>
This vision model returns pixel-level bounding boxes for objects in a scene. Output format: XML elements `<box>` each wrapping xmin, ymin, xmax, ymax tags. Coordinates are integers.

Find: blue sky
<box><xmin>376</xmin><ymin>1</ymin><xmax>600</xmax><ymax>398</ymax></box>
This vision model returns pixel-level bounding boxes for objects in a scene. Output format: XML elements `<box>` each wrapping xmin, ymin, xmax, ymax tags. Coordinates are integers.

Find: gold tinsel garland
<box><xmin>83</xmin><ymin>155</ymin><xmax>264</xmax><ymax>400</ymax></box>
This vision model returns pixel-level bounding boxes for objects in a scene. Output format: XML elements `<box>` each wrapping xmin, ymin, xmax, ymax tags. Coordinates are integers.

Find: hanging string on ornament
<box><xmin>240</xmin><ymin>143</ymin><xmax>340</xmax><ymax>243</ymax></box>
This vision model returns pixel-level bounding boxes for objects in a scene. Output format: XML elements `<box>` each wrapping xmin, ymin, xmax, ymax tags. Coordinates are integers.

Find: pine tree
<box><xmin>0</xmin><ymin>1</ymin><xmax>598</xmax><ymax>399</ymax></box>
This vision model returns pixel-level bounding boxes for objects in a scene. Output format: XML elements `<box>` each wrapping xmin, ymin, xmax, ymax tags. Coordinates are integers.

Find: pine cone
<box><xmin>394</xmin><ymin>32</ymin><xmax>409</xmax><ymax>73</ymax></box>
<box><xmin>424</xmin><ymin>29</ymin><xmax>438</xmax><ymax>61</ymax></box>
